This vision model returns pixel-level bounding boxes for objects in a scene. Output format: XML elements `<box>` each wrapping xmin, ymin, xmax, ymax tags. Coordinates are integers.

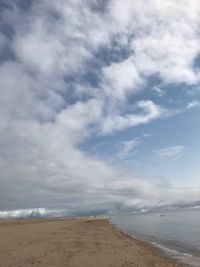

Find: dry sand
<box><xmin>0</xmin><ymin>217</ymin><xmax>186</xmax><ymax>267</ymax></box>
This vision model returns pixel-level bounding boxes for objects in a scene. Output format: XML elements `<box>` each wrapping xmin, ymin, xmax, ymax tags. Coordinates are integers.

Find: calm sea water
<box><xmin>111</xmin><ymin>210</ymin><xmax>200</xmax><ymax>266</ymax></box>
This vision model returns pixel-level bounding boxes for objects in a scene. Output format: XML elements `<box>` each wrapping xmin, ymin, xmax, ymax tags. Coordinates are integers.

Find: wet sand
<box><xmin>0</xmin><ymin>217</ymin><xmax>186</xmax><ymax>267</ymax></box>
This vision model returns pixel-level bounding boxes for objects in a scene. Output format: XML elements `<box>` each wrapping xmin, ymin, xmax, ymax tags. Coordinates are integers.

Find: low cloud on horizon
<box><xmin>0</xmin><ymin>0</ymin><xmax>200</xmax><ymax>215</ymax></box>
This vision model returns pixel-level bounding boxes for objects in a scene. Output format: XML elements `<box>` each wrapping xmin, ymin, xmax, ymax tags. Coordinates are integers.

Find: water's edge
<box><xmin>109</xmin><ymin>219</ymin><xmax>200</xmax><ymax>267</ymax></box>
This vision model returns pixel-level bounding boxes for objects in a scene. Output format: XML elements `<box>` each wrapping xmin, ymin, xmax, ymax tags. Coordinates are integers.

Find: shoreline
<box><xmin>0</xmin><ymin>216</ymin><xmax>187</xmax><ymax>267</ymax></box>
<box><xmin>108</xmin><ymin>220</ymin><xmax>189</xmax><ymax>266</ymax></box>
<box><xmin>110</xmin><ymin>220</ymin><xmax>199</xmax><ymax>267</ymax></box>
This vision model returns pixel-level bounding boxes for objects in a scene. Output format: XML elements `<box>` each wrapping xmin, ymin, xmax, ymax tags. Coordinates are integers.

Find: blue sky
<box><xmin>0</xmin><ymin>0</ymin><xmax>200</xmax><ymax>215</ymax></box>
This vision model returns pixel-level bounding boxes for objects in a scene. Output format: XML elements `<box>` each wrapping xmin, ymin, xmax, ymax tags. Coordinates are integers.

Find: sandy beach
<box><xmin>0</xmin><ymin>217</ymin><xmax>186</xmax><ymax>267</ymax></box>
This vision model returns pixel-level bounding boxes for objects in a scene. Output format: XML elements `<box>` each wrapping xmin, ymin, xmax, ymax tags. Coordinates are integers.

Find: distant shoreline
<box><xmin>0</xmin><ymin>216</ymin><xmax>186</xmax><ymax>267</ymax></box>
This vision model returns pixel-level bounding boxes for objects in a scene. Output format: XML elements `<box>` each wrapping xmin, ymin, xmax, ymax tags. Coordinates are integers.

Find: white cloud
<box><xmin>102</xmin><ymin>58</ymin><xmax>143</xmax><ymax>101</ymax></box>
<box><xmin>187</xmin><ymin>100</ymin><xmax>200</xmax><ymax>109</ymax></box>
<box><xmin>118</xmin><ymin>139</ymin><xmax>141</xmax><ymax>158</ymax></box>
<box><xmin>152</xmin><ymin>86</ymin><xmax>165</xmax><ymax>97</ymax></box>
<box><xmin>142</xmin><ymin>133</ymin><xmax>152</xmax><ymax>138</ymax></box>
<box><xmin>0</xmin><ymin>208</ymin><xmax>58</xmax><ymax>219</ymax></box>
<box><xmin>101</xmin><ymin>100</ymin><xmax>164</xmax><ymax>134</ymax></box>
<box><xmin>107</xmin><ymin>0</ymin><xmax>200</xmax><ymax>84</ymax></box>
<box><xmin>153</xmin><ymin>145</ymin><xmax>186</xmax><ymax>161</ymax></box>
<box><xmin>133</xmin><ymin>33</ymin><xmax>199</xmax><ymax>85</ymax></box>
<box><xmin>13</xmin><ymin>0</ymin><xmax>110</xmax><ymax>76</ymax></box>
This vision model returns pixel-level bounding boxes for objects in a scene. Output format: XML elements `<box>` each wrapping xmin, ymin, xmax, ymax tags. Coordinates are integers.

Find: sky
<box><xmin>0</xmin><ymin>0</ymin><xmax>200</xmax><ymax>215</ymax></box>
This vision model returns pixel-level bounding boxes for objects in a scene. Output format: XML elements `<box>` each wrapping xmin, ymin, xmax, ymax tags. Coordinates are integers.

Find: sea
<box><xmin>111</xmin><ymin>209</ymin><xmax>200</xmax><ymax>266</ymax></box>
